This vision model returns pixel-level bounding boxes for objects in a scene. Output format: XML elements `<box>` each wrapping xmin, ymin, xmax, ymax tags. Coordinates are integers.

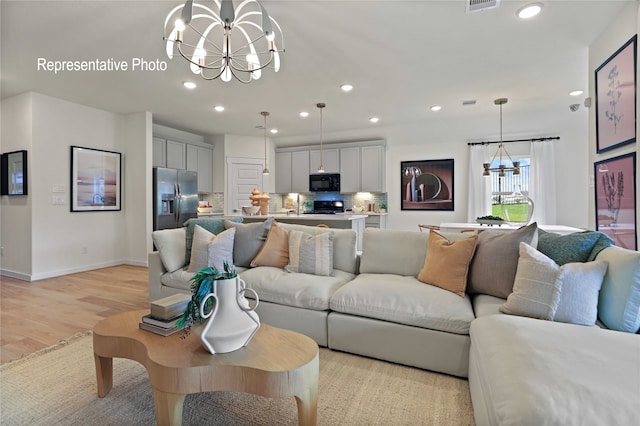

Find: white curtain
<box><xmin>467</xmin><ymin>144</ymin><xmax>493</xmax><ymax>222</ymax></box>
<box><xmin>529</xmin><ymin>141</ymin><xmax>557</xmax><ymax>225</ymax></box>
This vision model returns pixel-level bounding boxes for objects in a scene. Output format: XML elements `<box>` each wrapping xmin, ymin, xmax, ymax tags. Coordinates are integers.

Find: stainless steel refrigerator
<box><xmin>153</xmin><ymin>167</ymin><xmax>198</xmax><ymax>230</ymax></box>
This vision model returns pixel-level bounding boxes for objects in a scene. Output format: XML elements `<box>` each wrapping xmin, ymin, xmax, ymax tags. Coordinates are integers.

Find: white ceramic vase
<box><xmin>198</xmin><ymin>277</ymin><xmax>260</xmax><ymax>354</ymax></box>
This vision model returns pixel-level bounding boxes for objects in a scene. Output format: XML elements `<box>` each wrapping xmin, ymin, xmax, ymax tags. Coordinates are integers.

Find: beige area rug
<box><xmin>0</xmin><ymin>332</ymin><xmax>474</xmax><ymax>425</ymax></box>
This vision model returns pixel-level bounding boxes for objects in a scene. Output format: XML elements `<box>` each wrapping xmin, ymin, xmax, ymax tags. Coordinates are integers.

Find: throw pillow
<box><xmin>500</xmin><ymin>243</ymin><xmax>609</xmax><ymax>326</ymax></box>
<box><xmin>537</xmin><ymin>229</ymin><xmax>613</xmax><ymax>265</ymax></box>
<box><xmin>500</xmin><ymin>242</ymin><xmax>563</xmax><ymax>320</ymax></box>
<box><xmin>468</xmin><ymin>222</ymin><xmax>539</xmax><ymax>299</ymax></box>
<box><xmin>285</xmin><ymin>230</ymin><xmax>334</xmax><ymax>276</ymax></box>
<box><xmin>250</xmin><ymin>221</ymin><xmax>289</xmax><ymax>268</ymax></box>
<box><xmin>224</xmin><ymin>218</ymin><xmax>273</xmax><ymax>267</ymax></box>
<box><xmin>595</xmin><ymin>245</ymin><xmax>640</xmax><ymax>333</ymax></box>
<box><xmin>187</xmin><ymin>225</ymin><xmax>235</xmax><ymax>272</ymax></box>
<box><xmin>152</xmin><ymin>228</ymin><xmax>186</xmax><ymax>273</ymax></box>
<box><xmin>417</xmin><ymin>231</ymin><xmax>478</xmax><ymax>297</ymax></box>
<box><xmin>183</xmin><ymin>217</ymin><xmax>242</xmax><ymax>264</ymax></box>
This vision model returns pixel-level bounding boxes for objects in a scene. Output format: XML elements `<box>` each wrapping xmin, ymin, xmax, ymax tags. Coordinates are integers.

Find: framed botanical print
<box><xmin>595</xmin><ymin>35</ymin><xmax>637</xmax><ymax>153</ymax></box>
<box><xmin>594</xmin><ymin>152</ymin><xmax>636</xmax><ymax>250</ymax></box>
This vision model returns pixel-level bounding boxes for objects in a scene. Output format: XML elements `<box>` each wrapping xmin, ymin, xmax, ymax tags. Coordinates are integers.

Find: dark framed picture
<box><xmin>595</xmin><ymin>35</ymin><xmax>637</xmax><ymax>153</ymax></box>
<box><xmin>70</xmin><ymin>146</ymin><xmax>121</xmax><ymax>212</ymax></box>
<box><xmin>401</xmin><ymin>159</ymin><xmax>454</xmax><ymax>211</ymax></box>
<box><xmin>594</xmin><ymin>152</ymin><xmax>636</xmax><ymax>250</ymax></box>
<box><xmin>1</xmin><ymin>150</ymin><xmax>28</xmax><ymax>196</ymax></box>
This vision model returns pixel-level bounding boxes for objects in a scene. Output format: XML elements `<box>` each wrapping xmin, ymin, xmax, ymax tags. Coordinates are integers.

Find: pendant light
<box><xmin>317</xmin><ymin>102</ymin><xmax>326</xmax><ymax>173</ymax></box>
<box><xmin>482</xmin><ymin>98</ymin><xmax>520</xmax><ymax>177</ymax></box>
<box><xmin>261</xmin><ymin>111</ymin><xmax>270</xmax><ymax>175</ymax></box>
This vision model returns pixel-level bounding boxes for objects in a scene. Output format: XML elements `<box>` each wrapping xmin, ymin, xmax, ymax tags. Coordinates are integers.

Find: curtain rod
<box><xmin>467</xmin><ymin>136</ymin><xmax>560</xmax><ymax>146</ymax></box>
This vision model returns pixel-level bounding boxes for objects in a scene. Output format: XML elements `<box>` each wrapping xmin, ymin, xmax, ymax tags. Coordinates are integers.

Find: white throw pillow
<box><xmin>501</xmin><ymin>243</ymin><xmax>608</xmax><ymax>326</ymax></box>
<box><xmin>285</xmin><ymin>230</ymin><xmax>334</xmax><ymax>276</ymax></box>
<box><xmin>188</xmin><ymin>225</ymin><xmax>235</xmax><ymax>272</ymax></box>
<box><xmin>152</xmin><ymin>228</ymin><xmax>187</xmax><ymax>273</ymax></box>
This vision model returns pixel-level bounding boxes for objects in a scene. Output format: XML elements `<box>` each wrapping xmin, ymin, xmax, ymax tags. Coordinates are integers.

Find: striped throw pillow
<box><xmin>285</xmin><ymin>230</ymin><xmax>334</xmax><ymax>276</ymax></box>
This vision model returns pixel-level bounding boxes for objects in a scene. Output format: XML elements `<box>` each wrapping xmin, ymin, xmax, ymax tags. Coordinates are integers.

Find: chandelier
<box><xmin>483</xmin><ymin>98</ymin><xmax>520</xmax><ymax>177</ymax></box>
<box><xmin>163</xmin><ymin>0</ymin><xmax>285</xmax><ymax>84</ymax></box>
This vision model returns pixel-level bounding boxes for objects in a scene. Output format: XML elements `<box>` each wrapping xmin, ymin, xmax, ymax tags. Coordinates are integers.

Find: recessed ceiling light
<box><xmin>270</xmin><ymin>128</ymin><xmax>278</xmax><ymax>134</ymax></box>
<box><xmin>430</xmin><ymin>105</ymin><xmax>442</xmax><ymax>112</ymax></box>
<box><xmin>182</xmin><ymin>81</ymin><xmax>197</xmax><ymax>89</ymax></box>
<box><xmin>213</xmin><ymin>105</ymin><xmax>225</xmax><ymax>112</ymax></box>
<box><xmin>299</xmin><ymin>111</ymin><xmax>309</xmax><ymax>118</ymax></box>
<box><xmin>569</xmin><ymin>90</ymin><xmax>584</xmax><ymax>97</ymax></box>
<box><xmin>517</xmin><ymin>3</ymin><xmax>542</xmax><ymax>19</ymax></box>
<box><xmin>369</xmin><ymin>117</ymin><xmax>379</xmax><ymax>123</ymax></box>
<box><xmin>340</xmin><ymin>84</ymin><xmax>354</xmax><ymax>92</ymax></box>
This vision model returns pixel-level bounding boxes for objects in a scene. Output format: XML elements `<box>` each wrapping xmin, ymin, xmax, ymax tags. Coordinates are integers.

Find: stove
<box><xmin>305</xmin><ymin>200</ymin><xmax>344</xmax><ymax>214</ymax></box>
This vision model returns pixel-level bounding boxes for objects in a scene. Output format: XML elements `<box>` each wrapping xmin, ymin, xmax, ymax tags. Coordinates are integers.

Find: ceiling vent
<box><xmin>466</xmin><ymin>0</ymin><xmax>500</xmax><ymax>13</ymax></box>
<box><xmin>462</xmin><ymin>100</ymin><xmax>477</xmax><ymax>106</ymax></box>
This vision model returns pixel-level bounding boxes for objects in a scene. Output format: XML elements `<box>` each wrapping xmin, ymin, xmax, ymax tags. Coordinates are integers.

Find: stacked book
<box><xmin>139</xmin><ymin>293</ymin><xmax>191</xmax><ymax>336</ymax></box>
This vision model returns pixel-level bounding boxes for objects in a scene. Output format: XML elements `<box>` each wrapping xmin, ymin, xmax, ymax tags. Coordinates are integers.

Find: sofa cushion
<box><xmin>469</xmin><ymin>315</ymin><xmax>640</xmax><ymax>426</ymax></box>
<box><xmin>224</xmin><ymin>218</ymin><xmax>273</xmax><ymax>267</ymax></box>
<box><xmin>187</xmin><ymin>225</ymin><xmax>235</xmax><ymax>272</ymax></box>
<box><xmin>595</xmin><ymin>245</ymin><xmax>640</xmax><ymax>333</ymax></box>
<box><xmin>472</xmin><ymin>294</ymin><xmax>506</xmax><ymax>318</ymax></box>
<box><xmin>184</xmin><ymin>217</ymin><xmax>242</xmax><ymax>264</ymax></box>
<box><xmin>286</xmin><ymin>230</ymin><xmax>334</xmax><ymax>276</ymax></box>
<box><xmin>152</xmin><ymin>227</ymin><xmax>186</xmax><ymax>273</ymax></box>
<box><xmin>330</xmin><ymin>273</ymin><xmax>475</xmax><ymax>335</ymax></box>
<box><xmin>160</xmin><ymin>268</ymin><xmax>195</xmax><ymax>292</ymax></box>
<box><xmin>250</xmin><ymin>221</ymin><xmax>289</xmax><ymax>269</ymax></box>
<box><xmin>278</xmin><ymin>223</ymin><xmax>358</xmax><ymax>274</ymax></box>
<box><xmin>500</xmin><ymin>243</ymin><xmax>608</xmax><ymax>326</ymax></box>
<box><xmin>359</xmin><ymin>228</ymin><xmax>429</xmax><ymax>276</ymax></box>
<box><xmin>537</xmin><ymin>229</ymin><xmax>613</xmax><ymax>265</ymax></box>
<box><xmin>417</xmin><ymin>231</ymin><xmax>478</xmax><ymax>297</ymax></box>
<box><xmin>468</xmin><ymin>222</ymin><xmax>538</xmax><ymax>299</ymax></box>
<box><xmin>240</xmin><ymin>266</ymin><xmax>355</xmax><ymax>310</ymax></box>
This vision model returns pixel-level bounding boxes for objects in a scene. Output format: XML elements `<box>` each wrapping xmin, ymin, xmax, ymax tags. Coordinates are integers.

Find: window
<box><xmin>490</xmin><ymin>157</ymin><xmax>532</xmax><ymax>223</ymax></box>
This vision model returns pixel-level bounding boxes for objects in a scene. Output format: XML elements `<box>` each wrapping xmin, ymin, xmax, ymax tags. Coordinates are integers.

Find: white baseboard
<box><xmin>1</xmin><ymin>259</ymin><xmax>149</xmax><ymax>282</ymax></box>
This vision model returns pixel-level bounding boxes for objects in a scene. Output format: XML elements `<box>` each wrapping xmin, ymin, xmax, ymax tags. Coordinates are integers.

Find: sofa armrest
<box><xmin>148</xmin><ymin>251</ymin><xmax>168</xmax><ymax>302</ymax></box>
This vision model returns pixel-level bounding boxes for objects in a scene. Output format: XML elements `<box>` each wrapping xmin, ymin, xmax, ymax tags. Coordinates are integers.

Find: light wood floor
<box><xmin>0</xmin><ymin>265</ymin><xmax>149</xmax><ymax>364</ymax></box>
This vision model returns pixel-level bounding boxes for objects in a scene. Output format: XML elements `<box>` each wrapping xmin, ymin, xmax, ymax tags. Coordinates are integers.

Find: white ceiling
<box><xmin>0</xmin><ymin>1</ymin><xmax>631</xmax><ymax>145</ymax></box>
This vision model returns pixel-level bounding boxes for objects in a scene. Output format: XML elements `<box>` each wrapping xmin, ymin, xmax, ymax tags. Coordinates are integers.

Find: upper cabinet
<box><xmin>275</xmin><ymin>140</ymin><xmax>385</xmax><ymax>194</ymax></box>
<box><xmin>186</xmin><ymin>144</ymin><xmax>213</xmax><ymax>193</ymax></box>
<box><xmin>339</xmin><ymin>144</ymin><xmax>385</xmax><ymax>193</ymax></box>
<box><xmin>152</xmin><ymin>137</ymin><xmax>166</xmax><ymax>167</ymax></box>
<box><xmin>166</xmin><ymin>140</ymin><xmax>186</xmax><ymax>170</ymax></box>
<box><xmin>310</xmin><ymin>148</ymin><xmax>339</xmax><ymax>173</ymax></box>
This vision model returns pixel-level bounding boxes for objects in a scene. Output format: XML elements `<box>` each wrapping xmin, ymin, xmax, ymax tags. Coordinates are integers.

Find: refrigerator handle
<box><xmin>175</xmin><ymin>183</ymin><xmax>180</xmax><ymax>224</ymax></box>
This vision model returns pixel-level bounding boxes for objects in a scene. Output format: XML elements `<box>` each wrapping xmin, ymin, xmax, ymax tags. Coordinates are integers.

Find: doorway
<box><xmin>226</xmin><ymin>157</ymin><xmax>266</xmax><ymax>215</ymax></box>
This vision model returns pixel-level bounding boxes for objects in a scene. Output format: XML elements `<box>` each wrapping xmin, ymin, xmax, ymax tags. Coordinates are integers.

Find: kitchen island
<box><xmin>242</xmin><ymin>214</ymin><xmax>367</xmax><ymax>251</ymax></box>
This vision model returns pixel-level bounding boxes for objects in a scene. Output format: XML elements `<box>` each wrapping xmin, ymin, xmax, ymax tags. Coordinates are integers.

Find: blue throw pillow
<box><xmin>183</xmin><ymin>217</ymin><xmax>243</xmax><ymax>264</ymax></box>
<box><xmin>537</xmin><ymin>229</ymin><xmax>613</xmax><ymax>265</ymax></box>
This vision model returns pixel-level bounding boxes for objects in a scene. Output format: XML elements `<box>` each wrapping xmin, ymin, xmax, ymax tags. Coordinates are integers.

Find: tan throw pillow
<box><xmin>250</xmin><ymin>221</ymin><xmax>289</xmax><ymax>268</ymax></box>
<box><xmin>188</xmin><ymin>225</ymin><xmax>235</xmax><ymax>272</ymax></box>
<box><xmin>417</xmin><ymin>231</ymin><xmax>478</xmax><ymax>297</ymax></box>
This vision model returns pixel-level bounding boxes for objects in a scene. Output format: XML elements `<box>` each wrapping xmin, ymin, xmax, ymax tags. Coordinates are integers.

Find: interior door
<box><xmin>227</xmin><ymin>159</ymin><xmax>265</xmax><ymax>215</ymax></box>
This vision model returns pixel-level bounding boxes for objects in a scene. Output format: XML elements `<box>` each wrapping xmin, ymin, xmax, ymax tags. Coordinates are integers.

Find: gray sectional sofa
<box><xmin>149</xmin><ymin>217</ymin><xmax>640</xmax><ymax>425</ymax></box>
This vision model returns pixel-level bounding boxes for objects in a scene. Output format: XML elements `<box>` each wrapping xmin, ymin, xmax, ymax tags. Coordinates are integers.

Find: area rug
<box><xmin>0</xmin><ymin>332</ymin><xmax>474</xmax><ymax>425</ymax></box>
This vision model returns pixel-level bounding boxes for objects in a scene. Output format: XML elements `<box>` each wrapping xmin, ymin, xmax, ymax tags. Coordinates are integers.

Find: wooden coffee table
<box><xmin>93</xmin><ymin>310</ymin><xmax>319</xmax><ymax>425</ymax></box>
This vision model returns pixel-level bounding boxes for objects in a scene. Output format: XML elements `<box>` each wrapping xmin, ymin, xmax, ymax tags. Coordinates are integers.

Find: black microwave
<box><xmin>309</xmin><ymin>173</ymin><xmax>340</xmax><ymax>192</ymax></box>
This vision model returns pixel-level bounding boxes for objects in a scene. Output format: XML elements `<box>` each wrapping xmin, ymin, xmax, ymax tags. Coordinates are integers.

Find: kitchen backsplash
<box><xmin>199</xmin><ymin>192</ymin><xmax>388</xmax><ymax>214</ymax></box>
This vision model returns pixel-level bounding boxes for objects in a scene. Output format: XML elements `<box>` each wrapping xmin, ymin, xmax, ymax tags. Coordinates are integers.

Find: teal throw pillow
<box><xmin>537</xmin><ymin>229</ymin><xmax>613</xmax><ymax>265</ymax></box>
<box><xmin>184</xmin><ymin>217</ymin><xmax>243</xmax><ymax>264</ymax></box>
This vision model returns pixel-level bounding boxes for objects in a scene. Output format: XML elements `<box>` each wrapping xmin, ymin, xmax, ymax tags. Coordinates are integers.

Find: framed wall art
<box><xmin>1</xmin><ymin>150</ymin><xmax>28</xmax><ymax>196</ymax></box>
<box><xmin>595</xmin><ymin>35</ymin><xmax>637</xmax><ymax>153</ymax></box>
<box><xmin>70</xmin><ymin>146</ymin><xmax>121</xmax><ymax>212</ymax></box>
<box><xmin>401</xmin><ymin>159</ymin><xmax>454</xmax><ymax>211</ymax></box>
<box><xmin>594</xmin><ymin>152</ymin><xmax>636</xmax><ymax>250</ymax></box>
